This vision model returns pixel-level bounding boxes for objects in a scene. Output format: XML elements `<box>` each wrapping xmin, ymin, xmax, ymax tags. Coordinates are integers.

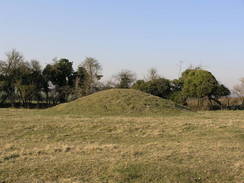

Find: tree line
<box><xmin>0</xmin><ymin>49</ymin><xmax>103</xmax><ymax>107</ymax></box>
<box><xmin>0</xmin><ymin>49</ymin><xmax>239</xmax><ymax>109</ymax></box>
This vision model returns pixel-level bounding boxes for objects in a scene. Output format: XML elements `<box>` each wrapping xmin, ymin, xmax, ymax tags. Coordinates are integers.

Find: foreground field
<box><xmin>0</xmin><ymin>109</ymin><xmax>243</xmax><ymax>183</ymax></box>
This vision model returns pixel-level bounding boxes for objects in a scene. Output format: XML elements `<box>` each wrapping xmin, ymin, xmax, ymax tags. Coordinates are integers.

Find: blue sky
<box><xmin>0</xmin><ymin>0</ymin><xmax>244</xmax><ymax>88</ymax></box>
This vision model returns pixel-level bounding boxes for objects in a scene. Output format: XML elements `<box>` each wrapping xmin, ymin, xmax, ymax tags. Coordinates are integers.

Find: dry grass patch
<box><xmin>0</xmin><ymin>109</ymin><xmax>243</xmax><ymax>182</ymax></box>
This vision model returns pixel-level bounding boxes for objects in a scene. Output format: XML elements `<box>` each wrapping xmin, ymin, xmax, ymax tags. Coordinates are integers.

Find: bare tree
<box><xmin>0</xmin><ymin>49</ymin><xmax>24</xmax><ymax>76</ymax></box>
<box><xmin>0</xmin><ymin>49</ymin><xmax>25</xmax><ymax>106</ymax></box>
<box><xmin>114</xmin><ymin>70</ymin><xmax>136</xmax><ymax>88</ymax></box>
<box><xmin>233</xmin><ymin>78</ymin><xmax>244</xmax><ymax>104</ymax></box>
<box><xmin>178</xmin><ymin>60</ymin><xmax>184</xmax><ymax>78</ymax></box>
<box><xmin>81</xmin><ymin>57</ymin><xmax>103</xmax><ymax>93</ymax></box>
<box><xmin>30</xmin><ymin>60</ymin><xmax>42</xmax><ymax>72</ymax></box>
<box><xmin>145</xmin><ymin>68</ymin><xmax>160</xmax><ymax>81</ymax></box>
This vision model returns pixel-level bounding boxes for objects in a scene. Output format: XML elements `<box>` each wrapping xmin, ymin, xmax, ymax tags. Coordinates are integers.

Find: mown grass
<box><xmin>0</xmin><ymin>109</ymin><xmax>243</xmax><ymax>182</ymax></box>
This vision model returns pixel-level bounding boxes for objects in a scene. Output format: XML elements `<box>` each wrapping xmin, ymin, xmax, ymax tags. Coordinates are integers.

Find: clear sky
<box><xmin>0</xmin><ymin>0</ymin><xmax>243</xmax><ymax>88</ymax></box>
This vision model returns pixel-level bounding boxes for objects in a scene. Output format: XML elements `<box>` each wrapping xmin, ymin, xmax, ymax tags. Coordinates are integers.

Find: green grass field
<box><xmin>50</xmin><ymin>89</ymin><xmax>187</xmax><ymax>116</ymax></box>
<box><xmin>0</xmin><ymin>109</ymin><xmax>243</xmax><ymax>183</ymax></box>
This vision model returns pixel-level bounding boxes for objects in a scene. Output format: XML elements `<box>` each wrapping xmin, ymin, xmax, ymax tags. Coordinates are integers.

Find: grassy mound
<box><xmin>49</xmin><ymin>89</ymin><xmax>187</xmax><ymax>116</ymax></box>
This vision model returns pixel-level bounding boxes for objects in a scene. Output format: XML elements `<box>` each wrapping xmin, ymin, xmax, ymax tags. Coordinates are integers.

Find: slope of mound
<box><xmin>49</xmin><ymin>89</ymin><xmax>187</xmax><ymax>116</ymax></box>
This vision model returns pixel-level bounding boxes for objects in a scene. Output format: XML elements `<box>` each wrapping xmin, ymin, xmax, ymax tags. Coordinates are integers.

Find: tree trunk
<box><xmin>0</xmin><ymin>95</ymin><xmax>8</xmax><ymax>105</ymax></box>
